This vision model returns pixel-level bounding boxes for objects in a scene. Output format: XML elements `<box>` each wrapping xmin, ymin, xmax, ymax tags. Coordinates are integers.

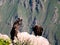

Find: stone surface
<box><xmin>0</xmin><ymin>0</ymin><xmax>60</xmax><ymax>45</ymax></box>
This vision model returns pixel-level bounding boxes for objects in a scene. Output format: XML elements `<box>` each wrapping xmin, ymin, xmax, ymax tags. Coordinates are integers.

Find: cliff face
<box><xmin>0</xmin><ymin>0</ymin><xmax>60</xmax><ymax>45</ymax></box>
